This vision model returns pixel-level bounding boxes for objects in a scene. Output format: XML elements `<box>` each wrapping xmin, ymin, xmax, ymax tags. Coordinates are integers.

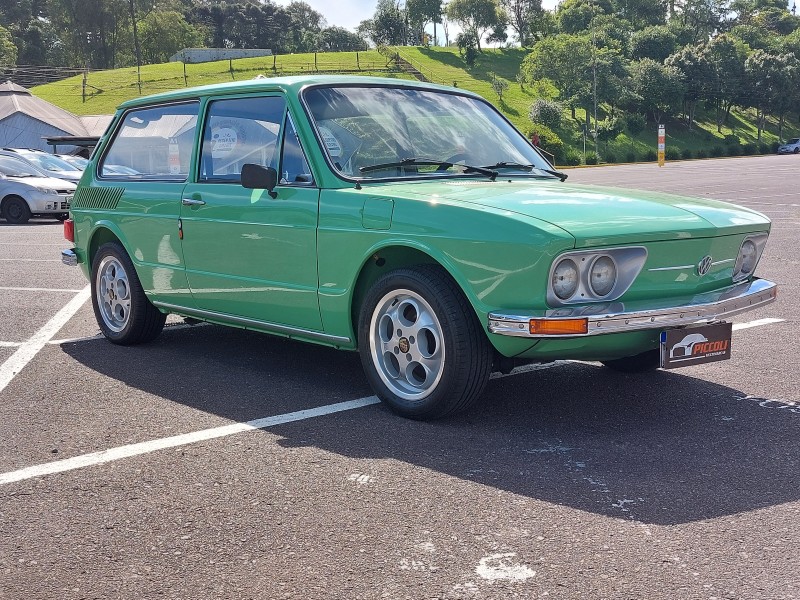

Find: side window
<box><xmin>200</xmin><ymin>96</ymin><xmax>285</xmax><ymax>183</ymax></box>
<box><xmin>279</xmin><ymin>116</ymin><xmax>313</xmax><ymax>185</ymax></box>
<box><xmin>100</xmin><ymin>102</ymin><xmax>199</xmax><ymax>180</ymax></box>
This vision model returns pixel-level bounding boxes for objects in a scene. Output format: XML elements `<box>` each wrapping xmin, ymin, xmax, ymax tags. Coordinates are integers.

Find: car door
<box><xmin>179</xmin><ymin>94</ymin><xmax>322</xmax><ymax>331</ymax></box>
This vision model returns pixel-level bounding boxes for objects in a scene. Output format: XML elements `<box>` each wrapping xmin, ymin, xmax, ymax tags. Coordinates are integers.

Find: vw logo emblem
<box><xmin>697</xmin><ymin>255</ymin><xmax>713</xmax><ymax>276</ymax></box>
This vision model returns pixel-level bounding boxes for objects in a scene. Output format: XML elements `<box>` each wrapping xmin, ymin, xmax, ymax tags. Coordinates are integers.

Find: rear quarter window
<box><xmin>100</xmin><ymin>102</ymin><xmax>199</xmax><ymax>180</ymax></box>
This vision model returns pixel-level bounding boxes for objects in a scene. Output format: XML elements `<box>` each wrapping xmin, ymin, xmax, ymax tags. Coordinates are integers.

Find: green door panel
<box><xmin>102</xmin><ymin>182</ymin><xmax>193</xmax><ymax>307</ymax></box>
<box><xmin>179</xmin><ymin>182</ymin><xmax>322</xmax><ymax>330</ymax></box>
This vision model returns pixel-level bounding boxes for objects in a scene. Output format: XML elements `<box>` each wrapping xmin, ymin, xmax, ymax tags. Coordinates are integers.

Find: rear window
<box><xmin>100</xmin><ymin>102</ymin><xmax>199</xmax><ymax>180</ymax></box>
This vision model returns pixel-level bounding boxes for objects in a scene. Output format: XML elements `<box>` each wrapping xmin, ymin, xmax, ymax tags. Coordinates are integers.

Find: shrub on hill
<box><xmin>528</xmin><ymin>99</ymin><xmax>562</xmax><ymax>129</ymax></box>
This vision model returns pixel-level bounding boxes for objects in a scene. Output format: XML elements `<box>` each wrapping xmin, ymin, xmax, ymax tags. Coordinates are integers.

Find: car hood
<box><xmin>384</xmin><ymin>179</ymin><xmax>770</xmax><ymax>247</ymax></box>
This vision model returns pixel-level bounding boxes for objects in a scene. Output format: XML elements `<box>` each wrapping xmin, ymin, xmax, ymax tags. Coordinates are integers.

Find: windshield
<box><xmin>788</xmin><ymin>138</ymin><xmax>800</xmax><ymax>144</ymax></box>
<box><xmin>0</xmin><ymin>156</ymin><xmax>43</xmax><ymax>178</ymax></box>
<box><xmin>303</xmin><ymin>85</ymin><xmax>552</xmax><ymax>180</ymax></box>
<box><xmin>17</xmin><ymin>151</ymin><xmax>79</xmax><ymax>173</ymax></box>
<box><xmin>59</xmin><ymin>155</ymin><xmax>89</xmax><ymax>169</ymax></box>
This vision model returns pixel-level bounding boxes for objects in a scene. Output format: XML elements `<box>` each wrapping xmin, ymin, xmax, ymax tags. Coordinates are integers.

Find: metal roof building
<box><xmin>0</xmin><ymin>81</ymin><xmax>105</xmax><ymax>152</ymax></box>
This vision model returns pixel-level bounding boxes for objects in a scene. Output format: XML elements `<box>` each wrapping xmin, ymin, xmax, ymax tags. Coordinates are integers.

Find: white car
<box><xmin>777</xmin><ymin>138</ymin><xmax>800</xmax><ymax>154</ymax></box>
<box><xmin>0</xmin><ymin>155</ymin><xmax>76</xmax><ymax>224</ymax></box>
<box><xmin>0</xmin><ymin>148</ymin><xmax>84</xmax><ymax>183</ymax></box>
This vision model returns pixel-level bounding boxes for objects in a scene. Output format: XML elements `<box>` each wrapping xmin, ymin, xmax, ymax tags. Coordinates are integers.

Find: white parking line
<box><xmin>0</xmin><ymin>286</ymin><xmax>86</xmax><ymax>293</ymax></box>
<box><xmin>0</xmin><ymin>259</ymin><xmax>61</xmax><ymax>262</ymax></box>
<box><xmin>0</xmin><ymin>286</ymin><xmax>90</xmax><ymax>394</ymax></box>
<box><xmin>732</xmin><ymin>318</ymin><xmax>785</xmax><ymax>331</ymax></box>
<box><xmin>0</xmin><ymin>396</ymin><xmax>381</xmax><ymax>485</ymax></box>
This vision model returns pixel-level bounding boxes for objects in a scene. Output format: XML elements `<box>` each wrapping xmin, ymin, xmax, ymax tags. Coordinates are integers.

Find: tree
<box><xmin>489</xmin><ymin>71</ymin><xmax>509</xmax><ymax>101</ymax></box>
<box><xmin>406</xmin><ymin>0</ymin><xmax>442</xmax><ymax>44</ymax></box>
<box><xmin>628</xmin><ymin>58</ymin><xmax>686</xmax><ymax>123</ymax></box>
<box><xmin>317</xmin><ymin>26</ymin><xmax>365</xmax><ymax>51</ymax></box>
<box><xmin>666</xmin><ymin>42</ymin><xmax>710</xmax><ymax>128</ymax></box>
<box><xmin>522</xmin><ymin>32</ymin><xmax>627</xmax><ymax>128</ymax></box>
<box><xmin>702</xmin><ymin>34</ymin><xmax>750</xmax><ymax>132</ymax></box>
<box><xmin>630</xmin><ymin>25</ymin><xmax>678</xmax><ymax>61</ymax></box>
<box><xmin>284</xmin><ymin>1</ymin><xmax>326</xmax><ymax>53</ymax></box>
<box><xmin>499</xmin><ymin>0</ymin><xmax>543</xmax><ymax>46</ymax></box>
<box><xmin>370</xmin><ymin>0</ymin><xmax>407</xmax><ymax>46</ymax></box>
<box><xmin>611</xmin><ymin>0</ymin><xmax>667</xmax><ymax>28</ymax></box>
<box><xmin>0</xmin><ymin>24</ymin><xmax>17</xmax><ymax>65</ymax></box>
<box><xmin>446</xmin><ymin>0</ymin><xmax>504</xmax><ymax>51</ymax></box>
<box><xmin>745</xmin><ymin>50</ymin><xmax>800</xmax><ymax>140</ymax></box>
<box><xmin>49</xmin><ymin>0</ymin><xmax>132</xmax><ymax>68</ymax></box>
<box><xmin>139</xmin><ymin>10</ymin><xmax>202</xmax><ymax>64</ymax></box>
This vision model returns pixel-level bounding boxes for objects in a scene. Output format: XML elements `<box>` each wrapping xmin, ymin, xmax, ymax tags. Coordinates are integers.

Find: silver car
<box><xmin>0</xmin><ymin>148</ymin><xmax>84</xmax><ymax>183</ymax></box>
<box><xmin>0</xmin><ymin>155</ymin><xmax>76</xmax><ymax>224</ymax></box>
<box><xmin>777</xmin><ymin>138</ymin><xmax>800</xmax><ymax>154</ymax></box>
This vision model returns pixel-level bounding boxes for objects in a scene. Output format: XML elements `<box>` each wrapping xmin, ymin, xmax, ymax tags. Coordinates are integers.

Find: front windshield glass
<box><xmin>19</xmin><ymin>151</ymin><xmax>78</xmax><ymax>173</ymax></box>
<box><xmin>0</xmin><ymin>156</ymin><xmax>42</xmax><ymax>178</ymax></box>
<box><xmin>303</xmin><ymin>85</ymin><xmax>552</xmax><ymax>179</ymax></box>
<box><xmin>789</xmin><ymin>138</ymin><xmax>800</xmax><ymax>144</ymax></box>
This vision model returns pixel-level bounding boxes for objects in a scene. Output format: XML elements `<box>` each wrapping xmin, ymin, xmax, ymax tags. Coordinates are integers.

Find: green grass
<box><xmin>32</xmin><ymin>46</ymin><xmax>799</xmax><ymax>164</ymax></box>
<box><xmin>33</xmin><ymin>50</ymin><xmax>393</xmax><ymax>115</ymax></box>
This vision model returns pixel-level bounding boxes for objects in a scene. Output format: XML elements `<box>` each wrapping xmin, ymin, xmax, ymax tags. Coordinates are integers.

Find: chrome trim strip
<box><xmin>152</xmin><ymin>302</ymin><xmax>351</xmax><ymax>345</ymax></box>
<box><xmin>712</xmin><ymin>258</ymin><xmax>735</xmax><ymax>266</ymax></box>
<box><xmin>61</xmin><ymin>249</ymin><xmax>78</xmax><ymax>266</ymax></box>
<box><xmin>648</xmin><ymin>264</ymin><xmax>694</xmax><ymax>272</ymax></box>
<box><xmin>488</xmin><ymin>278</ymin><xmax>777</xmax><ymax>338</ymax></box>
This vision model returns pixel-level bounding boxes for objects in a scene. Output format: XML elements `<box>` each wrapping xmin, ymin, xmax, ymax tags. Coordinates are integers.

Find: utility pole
<box><xmin>129</xmin><ymin>0</ymin><xmax>142</xmax><ymax>94</ymax></box>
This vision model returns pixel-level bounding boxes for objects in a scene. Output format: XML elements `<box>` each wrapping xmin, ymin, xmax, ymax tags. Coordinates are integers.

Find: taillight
<box><xmin>64</xmin><ymin>218</ymin><xmax>74</xmax><ymax>242</ymax></box>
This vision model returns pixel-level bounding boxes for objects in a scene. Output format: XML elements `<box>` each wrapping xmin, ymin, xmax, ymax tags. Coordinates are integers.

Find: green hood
<box><xmin>385</xmin><ymin>179</ymin><xmax>770</xmax><ymax>248</ymax></box>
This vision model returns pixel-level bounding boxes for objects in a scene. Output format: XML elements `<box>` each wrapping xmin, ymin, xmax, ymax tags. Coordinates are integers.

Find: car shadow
<box><xmin>62</xmin><ymin>323</ymin><xmax>799</xmax><ymax>526</ymax></box>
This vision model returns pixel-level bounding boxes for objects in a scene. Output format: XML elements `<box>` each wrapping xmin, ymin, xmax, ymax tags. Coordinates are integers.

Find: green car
<box><xmin>61</xmin><ymin>75</ymin><xmax>777</xmax><ymax>419</ymax></box>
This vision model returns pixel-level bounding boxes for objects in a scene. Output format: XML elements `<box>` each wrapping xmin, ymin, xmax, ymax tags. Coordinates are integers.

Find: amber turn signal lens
<box><xmin>529</xmin><ymin>318</ymin><xmax>588</xmax><ymax>335</ymax></box>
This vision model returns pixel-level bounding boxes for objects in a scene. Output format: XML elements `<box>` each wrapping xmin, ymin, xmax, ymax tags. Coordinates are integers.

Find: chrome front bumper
<box><xmin>488</xmin><ymin>278</ymin><xmax>777</xmax><ymax>338</ymax></box>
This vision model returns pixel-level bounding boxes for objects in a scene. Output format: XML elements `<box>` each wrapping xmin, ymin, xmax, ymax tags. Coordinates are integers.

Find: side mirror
<box><xmin>241</xmin><ymin>163</ymin><xmax>278</xmax><ymax>198</ymax></box>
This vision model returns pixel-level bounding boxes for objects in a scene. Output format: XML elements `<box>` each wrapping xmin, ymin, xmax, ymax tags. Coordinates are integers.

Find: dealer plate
<box><xmin>660</xmin><ymin>322</ymin><xmax>733</xmax><ymax>369</ymax></box>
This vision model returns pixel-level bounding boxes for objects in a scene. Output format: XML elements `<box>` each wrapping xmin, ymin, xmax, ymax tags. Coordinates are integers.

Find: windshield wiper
<box><xmin>481</xmin><ymin>162</ymin><xmax>568</xmax><ymax>182</ymax></box>
<box><xmin>359</xmin><ymin>157</ymin><xmax>498</xmax><ymax>181</ymax></box>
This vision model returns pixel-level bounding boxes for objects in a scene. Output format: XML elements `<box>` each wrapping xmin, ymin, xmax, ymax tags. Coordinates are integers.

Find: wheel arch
<box><xmin>86</xmin><ymin>221</ymin><xmax>129</xmax><ymax>269</ymax></box>
<box><xmin>348</xmin><ymin>242</ymin><xmax>486</xmax><ymax>349</ymax></box>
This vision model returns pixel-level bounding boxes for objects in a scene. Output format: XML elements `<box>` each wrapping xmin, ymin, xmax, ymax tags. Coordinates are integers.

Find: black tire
<box><xmin>56</xmin><ymin>213</ymin><xmax>69</xmax><ymax>222</ymax></box>
<box><xmin>358</xmin><ymin>264</ymin><xmax>491</xmax><ymax>420</ymax></box>
<box><xmin>601</xmin><ymin>349</ymin><xmax>660</xmax><ymax>373</ymax></box>
<box><xmin>91</xmin><ymin>242</ymin><xmax>166</xmax><ymax>345</ymax></box>
<box><xmin>2</xmin><ymin>196</ymin><xmax>32</xmax><ymax>224</ymax></box>
<box><xmin>794</xmin><ymin>147</ymin><xmax>799</xmax><ymax>154</ymax></box>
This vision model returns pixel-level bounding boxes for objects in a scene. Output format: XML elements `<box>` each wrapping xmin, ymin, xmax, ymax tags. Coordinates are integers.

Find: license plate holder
<box><xmin>660</xmin><ymin>322</ymin><xmax>733</xmax><ymax>369</ymax></box>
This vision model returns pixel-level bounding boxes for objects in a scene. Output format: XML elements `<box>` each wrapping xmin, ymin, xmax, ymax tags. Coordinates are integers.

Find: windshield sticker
<box><xmin>319</xmin><ymin>126</ymin><xmax>342</xmax><ymax>157</ymax></box>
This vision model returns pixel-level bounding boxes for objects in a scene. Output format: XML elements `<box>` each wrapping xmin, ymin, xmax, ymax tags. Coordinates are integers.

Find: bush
<box><xmin>529</xmin><ymin>124</ymin><xmax>565</xmax><ymax>162</ymax></box>
<box><xmin>489</xmin><ymin>72</ymin><xmax>509</xmax><ymax>102</ymax></box>
<box><xmin>758</xmin><ymin>142</ymin><xmax>771</xmax><ymax>154</ymax></box>
<box><xmin>726</xmin><ymin>144</ymin><xmax>742</xmax><ymax>156</ymax></box>
<box><xmin>625</xmin><ymin>113</ymin><xmax>646</xmax><ymax>137</ymax></box>
<box><xmin>696</xmin><ymin>148</ymin><xmax>708</xmax><ymax>159</ymax></box>
<box><xmin>665</xmin><ymin>147</ymin><xmax>680</xmax><ymax>160</ymax></box>
<box><xmin>563</xmin><ymin>147</ymin><xmax>582</xmax><ymax>166</ymax></box>
<box><xmin>644</xmin><ymin>149</ymin><xmax>657</xmax><ymax>162</ymax></box>
<box><xmin>584</xmin><ymin>151</ymin><xmax>599</xmax><ymax>165</ymax></box>
<box><xmin>681</xmin><ymin>148</ymin><xmax>693</xmax><ymax>159</ymax></box>
<box><xmin>604</xmin><ymin>152</ymin><xmax>617</xmax><ymax>163</ymax></box>
<box><xmin>710</xmin><ymin>146</ymin><xmax>724</xmax><ymax>157</ymax></box>
<box><xmin>625</xmin><ymin>151</ymin><xmax>637</xmax><ymax>163</ymax></box>
<box><xmin>528</xmin><ymin>99</ymin><xmax>563</xmax><ymax>129</ymax></box>
<box><xmin>743</xmin><ymin>143</ymin><xmax>757</xmax><ymax>155</ymax></box>
<box><xmin>771</xmin><ymin>141</ymin><xmax>780</xmax><ymax>153</ymax></box>
<box><xmin>723</xmin><ymin>134</ymin><xmax>739</xmax><ymax>145</ymax></box>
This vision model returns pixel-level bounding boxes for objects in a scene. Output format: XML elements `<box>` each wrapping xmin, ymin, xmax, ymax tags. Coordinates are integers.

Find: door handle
<box><xmin>182</xmin><ymin>198</ymin><xmax>205</xmax><ymax>206</ymax></box>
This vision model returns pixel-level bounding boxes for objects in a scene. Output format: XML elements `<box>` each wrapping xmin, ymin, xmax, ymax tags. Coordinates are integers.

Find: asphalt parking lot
<box><xmin>1</xmin><ymin>155</ymin><xmax>797</xmax><ymax>599</ymax></box>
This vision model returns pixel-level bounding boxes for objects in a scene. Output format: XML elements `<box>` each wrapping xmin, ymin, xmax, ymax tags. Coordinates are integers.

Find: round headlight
<box><xmin>738</xmin><ymin>239</ymin><xmax>758</xmax><ymax>276</ymax></box>
<box><xmin>589</xmin><ymin>255</ymin><xmax>617</xmax><ymax>297</ymax></box>
<box><xmin>552</xmin><ymin>259</ymin><xmax>579</xmax><ymax>300</ymax></box>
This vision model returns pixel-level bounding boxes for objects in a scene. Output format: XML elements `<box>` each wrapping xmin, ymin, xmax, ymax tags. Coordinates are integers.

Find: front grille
<box><xmin>57</xmin><ymin>190</ymin><xmax>72</xmax><ymax>195</ymax></box>
<box><xmin>60</xmin><ymin>201</ymin><xmax>70</xmax><ymax>209</ymax></box>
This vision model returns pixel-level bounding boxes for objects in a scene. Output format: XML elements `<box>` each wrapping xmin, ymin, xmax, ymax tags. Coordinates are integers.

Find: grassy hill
<box><xmin>32</xmin><ymin>47</ymin><xmax>799</xmax><ymax>165</ymax></box>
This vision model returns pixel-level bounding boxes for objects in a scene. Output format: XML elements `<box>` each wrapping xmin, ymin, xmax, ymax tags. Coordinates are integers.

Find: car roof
<box><xmin>117</xmin><ymin>75</ymin><xmax>481</xmax><ymax>110</ymax></box>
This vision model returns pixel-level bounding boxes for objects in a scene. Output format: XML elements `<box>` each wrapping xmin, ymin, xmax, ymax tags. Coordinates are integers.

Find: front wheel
<box><xmin>358</xmin><ymin>265</ymin><xmax>491</xmax><ymax>420</ymax></box>
<box><xmin>91</xmin><ymin>242</ymin><xmax>166</xmax><ymax>344</ymax></box>
<box><xmin>2</xmin><ymin>196</ymin><xmax>31</xmax><ymax>224</ymax></box>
